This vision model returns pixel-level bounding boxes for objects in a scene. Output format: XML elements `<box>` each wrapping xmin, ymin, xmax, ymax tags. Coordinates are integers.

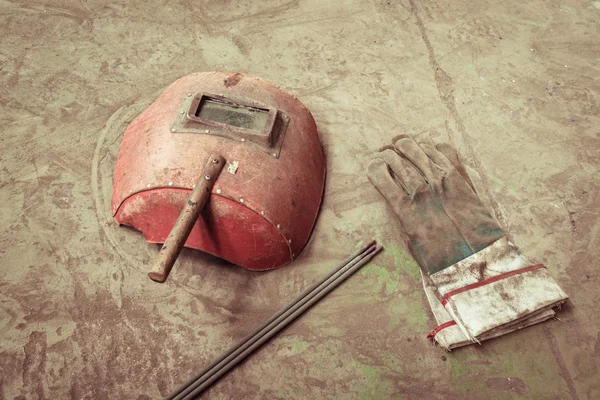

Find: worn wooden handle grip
<box><xmin>148</xmin><ymin>154</ymin><xmax>226</xmax><ymax>283</ymax></box>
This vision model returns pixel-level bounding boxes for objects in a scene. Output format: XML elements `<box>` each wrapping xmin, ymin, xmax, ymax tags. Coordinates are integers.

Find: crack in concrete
<box><xmin>545</xmin><ymin>325</ymin><xmax>580</xmax><ymax>400</ymax></box>
<box><xmin>408</xmin><ymin>1</ymin><xmax>579</xmax><ymax>398</ymax></box>
<box><xmin>407</xmin><ymin>0</ymin><xmax>509</xmax><ymax>232</ymax></box>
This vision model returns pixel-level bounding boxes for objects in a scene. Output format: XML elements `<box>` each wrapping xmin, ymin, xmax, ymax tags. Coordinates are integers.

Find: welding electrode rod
<box><xmin>169</xmin><ymin>240</ymin><xmax>375</xmax><ymax>400</ymax></box>
<box><xmin>169</xmin><ymin>241</ymin><xmax>381</xmax><ymax>400</ymax></box>
<box><xmin>184</xmin><ymin>245</ymin><xmax>382</xmax><ymax>399</ymax></box>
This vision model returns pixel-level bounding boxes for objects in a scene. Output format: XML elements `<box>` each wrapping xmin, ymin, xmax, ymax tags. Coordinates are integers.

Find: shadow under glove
<box><xmin>367</xmin><ymin>135</ymin><xmax>568</xmax><ymax>350</ymax></box>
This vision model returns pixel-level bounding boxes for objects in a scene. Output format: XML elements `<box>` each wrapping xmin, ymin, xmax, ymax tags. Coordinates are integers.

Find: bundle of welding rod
<box><xmin>167</xmin><ymin>240</ymin><xmax>381</xmax><ymax>399</ymax></box>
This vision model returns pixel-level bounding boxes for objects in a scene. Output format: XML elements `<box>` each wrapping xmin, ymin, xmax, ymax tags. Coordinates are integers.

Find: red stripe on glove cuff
<box><xmin>441</xmin><ymin>264</ymin><xmax>546</xmax><ymax>306</ymax></box>
<box><xmin>427</xmin><ymin>320</ymin><xmax>457</xmax><ymax>339</ymax></box>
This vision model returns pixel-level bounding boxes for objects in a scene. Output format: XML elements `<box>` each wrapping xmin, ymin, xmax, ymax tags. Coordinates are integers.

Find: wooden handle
<box><xmin>148</xmin><ymin>154</ymin><xmax>226</xmax><ymax>283</ymax></box>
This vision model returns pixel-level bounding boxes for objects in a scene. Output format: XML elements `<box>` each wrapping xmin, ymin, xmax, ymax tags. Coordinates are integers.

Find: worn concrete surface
<box><xmin>1</xmin><ymin>0</ymin><xmax>599</xmax><ymax>398</ymax></box>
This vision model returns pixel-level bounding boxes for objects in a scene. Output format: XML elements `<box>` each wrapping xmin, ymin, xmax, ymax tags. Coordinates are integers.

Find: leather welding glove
<box><xmin>367</xmin><ymin>135</ymin><xmax>568</xmax><ymax>350</ymax></box>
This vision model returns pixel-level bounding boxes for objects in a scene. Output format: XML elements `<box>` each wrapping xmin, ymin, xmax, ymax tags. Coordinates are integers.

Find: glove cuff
<box><xmin>424</xmin><ymin>237</ymin><xmax>568</xmax><ymax>349</ymax></box>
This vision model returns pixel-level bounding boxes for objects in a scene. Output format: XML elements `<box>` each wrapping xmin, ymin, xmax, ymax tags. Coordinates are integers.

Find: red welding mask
<box><xmin>111</xmin><ymin>72</ymin><xmax>325</xmax><ymax>271</ymax></box>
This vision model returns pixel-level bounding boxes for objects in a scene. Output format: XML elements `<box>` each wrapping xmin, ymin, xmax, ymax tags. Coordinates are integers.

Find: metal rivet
<box><xmin>168</xmin><ymin>182</ymin><xmax>173</xmax><ymax>186</ymax></box>
<box><xmin>272</xmin><ymin>153</ymin><xmax>277</xmax><ymax>157</ymax></box>
<box><xmin>212</xmin><ymin>158</ymin><xmax>219</xmax><ymax>164</ymax></box>
<box><xmin>276</xmin><ymin>224</ymin><xmax>281</xmax><ymax>229</ymax></box>
<box><xmin>129</xmin><ymin>189</ymin><xmax>133</xmax><ymax>193</ymax></box>
<box><xmin>241</xmin><ymin>138</ymin><xmax>246</xmax><ymax>142</ymax></box>
<box><xmin>240</xmin><ymin>198</ymin><xmax>245</xmax><ymax>203</ymax></box>
<box><xmin>179</xmin><ymin>110</ymin><xmax>184</xmax><ymax>114</ymax></box>
<box><xmin>283</xmin><ymin>115</ymin><xmax>288</xmax><ymax>120</ymax></box>
<box><xmin>205</xmin><ymin>129</ymin><xmax>210</xmax><ymax>133</ymax></box>
<box><xmin>216</xmin><ymin>189</ymin><xmax>222</xmax><ymax>194</ymax></box>
<box><xmin>187</xmin><ymin>93</ymin><xmax>193</xmax><ymax>97</ymax></box>
<box><xmin>260</xmin><ymin>211</ymin><xmax>265</xmax><ymax>215</ymax></box>
<box><xmin>288</xmin><ymin>239</ymin><xmax>292</xmax><ymax>243</ymax></box>
<box><xmin>292</xmin><ymin>253</ymin><xmax>296</xmax><ymax>257</ymax></box>
<box><xmin>192</xmin><ymin>184</ymin><xmax>196</xmax><ymax>188</ymax></box>
<box><xmin>254</xmin><ymin>77</ymin><xmax>259</xmax><ymax>80</ymax></box>
<box><xmin>204</xmin><ymin>175</ymin><xmax>211</xmax><ymax>180</ymax></box>
<box><xmin>147</xmin><ymin>184</ymin><xmax>151</xmax><ymax>188</ymax></box>
<box><xmin>171</xmin><ymin>128</ymin><xmax>176</xmax><ymax>132</ymax></box>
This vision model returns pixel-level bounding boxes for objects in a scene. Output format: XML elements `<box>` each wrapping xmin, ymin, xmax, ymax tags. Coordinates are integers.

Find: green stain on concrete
<box><xmin>532</xmin><ymin>357</ymin><xmax>547</xmax><ymax>375</ymax></box>
<box><xmin>356</xmin><ymin>244</ymin><xmax>421</xmax><ymax>297</ymax></box>
<box><xmin>387</xmin><ymin>290</ymin><xmax>427</xmax><ymax>331</ymax></box>
<box><xmin>385</xmin><ymin>280</ymin><xmax>399</xmax><ymax>294</ymax></box>
<box><xmin>340</xmin><ymin>219</ymin><xmax>354</xmax><ymax>232</ymax></box>
<box><xmin>359</xmin><ymin>263</ymin><xmax>401</xmax><ymax>295</ymax></box>
<box><xmin>503</xmin><ymin>357</ymin><xmax>513</xmax><ymax>373</ymax></box>
<box><xmin>292</xmin><ymin>340</ymin><xmax>309</xmax><ymax>353</ymax></box>
<box><xmin>361</xmin><ymin>365</ymin><xmax>378</xmax><ymax>378</ymax></box>
<box><xmin>387</xmin><ymin>243</ymin><xmax>420</xmax><ymax>281</ymax></box>
<box><xmin>446</xmin><ymin>337</ymin><xmax>569</xmax><ymax>399</ymax></box>
<box><xmin>404</xmin><ymin>291</ymin><xmax>427</xmax><ymax>329</ymax></box>
<box><xmin>319</xmin><ymin>326</ymin><xmax>345</xmax><ymax>337</ymax></box>
<box><xmin>350</xmin><ymin>362</ymin><xmax>396</xmax><ymax>400</ymax></box>
<box><xmin>448</xmin><ymin>359</ymin><xmax>470</xmax><ymax>395</ymax></box>
<box><xmin>450</xmin><ymin>361</ymin><xmax>466</xmax><ymax>375</ymax></box>
<box><xmin>493</xmin><ymin>339</ymin><xmax>565</xmax><ymax>398</ymax></box>
<box><xmin>359</xmin><ymin>262</ymin><xmax>387</xmax><ymax>279</ymax></box>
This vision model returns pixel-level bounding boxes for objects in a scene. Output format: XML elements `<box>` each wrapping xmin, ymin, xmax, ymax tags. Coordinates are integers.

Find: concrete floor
<box><xmin>1</xmin><ymin>0</ymin><xmax>599</xmax><ymax>398</ymax></box>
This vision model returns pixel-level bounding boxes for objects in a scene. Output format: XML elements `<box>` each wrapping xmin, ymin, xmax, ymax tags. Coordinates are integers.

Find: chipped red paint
<box><xmin>112</xmin><ymin>72</ymin><xmax>325</xmax><ymax>271</ymax></box>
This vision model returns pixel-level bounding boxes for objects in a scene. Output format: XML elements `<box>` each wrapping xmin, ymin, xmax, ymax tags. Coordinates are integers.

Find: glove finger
<box><xmin>391</xmin><ymin>133</ymin><xmax>410</xmax><ymax>143</ymax></box>
<box><xmin>393</xmin><ymin>137</ymin><xmax>442</xmax><ymax>185</ymax></box>
<box><xmin>418</xmin><ymin>142</ymin><xmax>455</xmax><ymax>172</ymax></box>
<box><xmin>435</xmin><ymin>143</ymin><xmax>476</xmax><ymax>193</ymax></box>
<box><xmin>414</xmin><ymin>133</ymin><xmax>438</xmax><ymax>148</ymax></box>
<box><xmin>367</xmin><ymin>158</ymin><xmax>408</xmax><ymax>213</ymax></box>
<box><xmin>370</xmin><ymin>149</ymin><xmax>426</xmax><ymax>196</ymax></box>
